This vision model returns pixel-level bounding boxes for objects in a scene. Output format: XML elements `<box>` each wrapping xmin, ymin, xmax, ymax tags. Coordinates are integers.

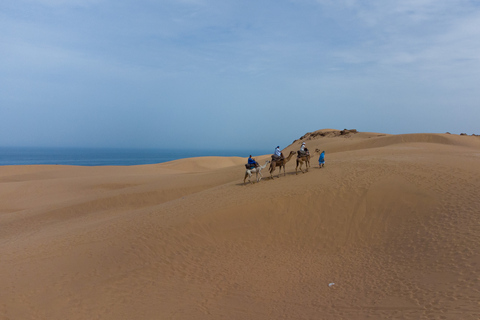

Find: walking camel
<box><xmin>269</xmin><ymin>151</ymin><xmax>296</xmax><ymax>179</ymax></box>
<box><xmin>295</xmin><ymin>151</ymin><xmax>310</xmax><ymax>174</ymax></box>
<box><xmin>296</xmin><ymin>148</ymin><xmax>321</xmax><ymax>174</ymax></box>
<box><xmin>244</xmin><ymin>160</ymin><xmax>270</xmax><ymax>184</ymax></box>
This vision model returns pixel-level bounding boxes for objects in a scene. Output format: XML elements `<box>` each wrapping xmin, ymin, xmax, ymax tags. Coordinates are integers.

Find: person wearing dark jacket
<box><xmin>247</xmin><ymin>155</ymin><xmax>258</xmax><ymax>169</ymax></box>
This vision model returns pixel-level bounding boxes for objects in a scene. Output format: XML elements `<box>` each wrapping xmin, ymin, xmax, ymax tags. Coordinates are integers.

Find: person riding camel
<box><xmin>300</xmin><ymin>142</ymin><xmax>306</xmax><ymax>152</ymax></box>
<box><xmin>298</xmin><ymin>142</ymin><xmax>309</xmax><ymax>157</ymax></box>
<box><xmin>246</xmin><ymin>155</ymin><xmax>259</xmax><ymax>169</ymax></box>
<box><xmin>272</xmin><ymin>146</ymin><xmax>284</xmax><ymax>161</ymax></box>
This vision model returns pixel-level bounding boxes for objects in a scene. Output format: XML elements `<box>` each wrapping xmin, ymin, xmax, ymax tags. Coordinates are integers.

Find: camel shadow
<box><xmin>239</xmin><ymin>161</ymin><xmax>313</xmax><ymax>186</ymax></box>
<box><xmin>238</xmin><ymin>170</ymin><xmax>299</xmax><ymax>186</ymax></box>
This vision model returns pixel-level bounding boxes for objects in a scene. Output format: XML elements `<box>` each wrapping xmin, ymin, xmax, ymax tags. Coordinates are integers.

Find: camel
<box><xmin>269</xmin><ymin>151</ymin><xmax>296</xmax><ymax>179</ymax></box>
<box><xmin>295</xmin><ymin>150</ymin><xmax>310</xmax><ymax>174</ymax></box>
<box><xmin>244</xmin><ymin>160</ymin><xmax>270</xmax><ymax>184</ymax></box>
<box><xmin>296</xmin><ymin>148</ymin><xmax>321</xmax><ymax>174</ymax></box>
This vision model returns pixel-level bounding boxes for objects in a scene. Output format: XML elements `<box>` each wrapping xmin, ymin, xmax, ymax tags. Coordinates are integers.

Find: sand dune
<box><xmin>1</xmin><ymin>131</ymin><xmax>479</xmax><ymax>319</ymax></box>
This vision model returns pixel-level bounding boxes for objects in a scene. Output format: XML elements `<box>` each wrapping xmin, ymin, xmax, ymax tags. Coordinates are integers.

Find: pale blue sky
<box><xmin>1</xmin><ymin>0</ymin><xmax>479</xmax><ymax>149</ymax></box>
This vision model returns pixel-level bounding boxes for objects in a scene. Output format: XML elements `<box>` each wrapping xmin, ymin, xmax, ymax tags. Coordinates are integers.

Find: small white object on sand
<box><xmin>328</xmin><ymin>283</ymin><xmax>335</xmax><ymax>287</ymax></box>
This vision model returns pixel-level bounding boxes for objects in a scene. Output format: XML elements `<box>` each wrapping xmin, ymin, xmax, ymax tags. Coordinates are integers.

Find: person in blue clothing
<box><xmin>318</xmin><ymin>150</ymin><xmax>325</xmax><ymax>168</ymax></box>
<box><xmin>247</xmin><ymin>155</ymin><xmax>259</xmax><ymax>169</ymax></box>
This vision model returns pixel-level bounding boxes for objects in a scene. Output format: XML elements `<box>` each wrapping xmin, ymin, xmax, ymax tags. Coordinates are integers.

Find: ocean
<box><xmin>0</xmin><ymin>147</ymin><xmax>271</xmax><ymax>166</ymax></box>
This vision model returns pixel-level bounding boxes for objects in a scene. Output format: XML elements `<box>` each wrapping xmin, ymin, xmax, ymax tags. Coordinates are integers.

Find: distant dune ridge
<box><xmin>1</xmin><ymin>130</ymin><xmax>480</xmax><ymax>320</ymax></box>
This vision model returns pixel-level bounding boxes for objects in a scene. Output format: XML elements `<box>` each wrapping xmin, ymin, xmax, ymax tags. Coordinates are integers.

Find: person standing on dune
<box><xmin>318</xmin><ymin>150</ymin><xmax>325</xmax><ymax>168</ymax></box>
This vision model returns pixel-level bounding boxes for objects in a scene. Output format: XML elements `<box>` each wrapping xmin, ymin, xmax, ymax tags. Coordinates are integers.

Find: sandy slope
<box><xmin>1</xmin><ymin>131</ymin><xmax>479</xmax><ymax>320</ymax></box>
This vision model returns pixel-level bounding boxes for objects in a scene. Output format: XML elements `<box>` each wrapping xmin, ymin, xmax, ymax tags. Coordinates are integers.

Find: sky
<box><xmin>1</xmin><ymin>0</ymin><xmax>479</xmax><ymax>150</ymax></box>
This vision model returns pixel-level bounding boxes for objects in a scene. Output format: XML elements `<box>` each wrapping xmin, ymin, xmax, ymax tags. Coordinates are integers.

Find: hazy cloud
<box><xmin>1</xmin><ymin>0</ymin><xmax>479</xmax><ymax>149</ymax></box>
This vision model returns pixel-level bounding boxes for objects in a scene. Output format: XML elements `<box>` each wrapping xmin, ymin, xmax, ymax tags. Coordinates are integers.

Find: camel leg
<box><xmin>297</xmin><ymin>160</ymin><xmax>304</xmax><ymax>174</ymax></box>
<box><xmin>244</xmin><ymin>171</ymin><xmax>252</xmax><ymax>184</ymax></box>
<box><xmin>296</xmin><ymin>160</ymin><xmax>302</xmax><ymax>175</ymax></box>
<box><xmin>269</xmin><ymin>162</ymin><xmax>277</xmax><ymax>179</ymax></box>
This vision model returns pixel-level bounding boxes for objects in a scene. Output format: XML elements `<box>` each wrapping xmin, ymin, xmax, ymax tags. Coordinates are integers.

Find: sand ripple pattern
<box><xmin>1</xmin><ymin>132</ymin><xmax>479</xmax><ymax>319</ymax></box>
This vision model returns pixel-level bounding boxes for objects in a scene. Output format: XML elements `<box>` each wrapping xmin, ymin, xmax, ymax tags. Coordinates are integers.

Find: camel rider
<box><xmin>299</xmin><ymin>142</ymin><xmax>309</xmax><ymax>157</ymax></box>
<box><xmin>272</xmin><ymin>146</ymin><xmax>284</xmax><ymax>161</ymax></box>
<box><xmin>247</xmin><ymin>155</ymin><xmax>258</xmax><ymax>169</ymax></box>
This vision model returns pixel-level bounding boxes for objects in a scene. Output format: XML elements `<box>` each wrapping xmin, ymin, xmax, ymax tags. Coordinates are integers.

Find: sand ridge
<box><xmin>1</xmin><ymin>131</ymin><xmax>479</xmax><ymax>319</ymax></box>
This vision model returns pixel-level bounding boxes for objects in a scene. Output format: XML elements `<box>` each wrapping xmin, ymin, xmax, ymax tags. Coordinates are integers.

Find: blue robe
<box><xmin>318</xmin><ymin>152</ymin><xmax>325</xmax><ymax>163</ymax></box>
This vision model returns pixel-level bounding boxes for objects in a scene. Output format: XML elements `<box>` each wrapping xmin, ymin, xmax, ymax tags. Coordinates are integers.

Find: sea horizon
<box><xmin>0</xmin><ymin>146</ymin><xmax>271</xmax><ymax>167</ymax></box>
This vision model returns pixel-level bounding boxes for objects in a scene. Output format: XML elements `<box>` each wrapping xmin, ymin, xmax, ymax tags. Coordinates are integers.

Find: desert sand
<box><xmin>1</xmin><ymin>130</ymin><xmax>479</xmax><ymax>320</ymax></box>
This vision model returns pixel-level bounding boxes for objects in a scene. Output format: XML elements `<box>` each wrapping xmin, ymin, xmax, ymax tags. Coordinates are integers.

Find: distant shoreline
<box><xmin>0</xmin><ymin>147</ymin><xmax>270</xmax><ymax>167</ymax></box>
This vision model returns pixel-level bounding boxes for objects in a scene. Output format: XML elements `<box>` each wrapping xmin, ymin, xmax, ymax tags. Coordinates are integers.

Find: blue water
<box><xmin>0</xmin><ymin>147</ymin><xmax>270</xmax><ymax>166</ymax></box>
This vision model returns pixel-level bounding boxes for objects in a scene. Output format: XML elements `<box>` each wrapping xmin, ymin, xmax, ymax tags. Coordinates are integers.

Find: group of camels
<box><xmin>244</xmin><ymin>148</ymin><xmax>321</xmax><ymax>184</ymax></box>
